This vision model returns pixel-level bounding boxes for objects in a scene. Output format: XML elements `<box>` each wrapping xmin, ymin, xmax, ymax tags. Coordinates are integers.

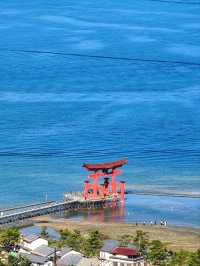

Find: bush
<box><xmin>167</xmin><ymin>250</ymin><xmax>191</xmax><ymax>266</ymax></box>
<box><xmin>60</xmin><ymin>229</ymin><xmax>83</xmax><ymax>252</ymax></box>
<box><xmin>8</xmin><ymin>255</ymin><xmax>31</xmax><ymax>266</ymax></box>
<box><xmin>82</xmin><ymin>230</ymin><xmax>103</xmax><ymax>257</ymax></box>
<box><xmin>0</xmin><ymin>228</ymin><xmax>20</xmax><ymax>252</ymax></box>
<box><xmin>148</xmin><ymin>240</ymin><xmax>169</xmax><ymax>266</ymax></box>
<box><xmin>188</xmin><ymin>249</ymin><xmax>200</xmax><ymax>266</ymax></box>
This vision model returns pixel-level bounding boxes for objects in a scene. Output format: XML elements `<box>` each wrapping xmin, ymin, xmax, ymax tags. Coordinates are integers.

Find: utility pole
<box><xmin>53</xmin><ymin>247</ymin><xmax>57</xmax><ymax>266</ymax></box>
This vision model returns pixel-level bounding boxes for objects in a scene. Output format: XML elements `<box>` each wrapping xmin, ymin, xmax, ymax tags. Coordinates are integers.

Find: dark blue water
<box><xmin>0</xmin><ymin>0</ymin><xmax>200</xmax><ymax>216</ymax></box>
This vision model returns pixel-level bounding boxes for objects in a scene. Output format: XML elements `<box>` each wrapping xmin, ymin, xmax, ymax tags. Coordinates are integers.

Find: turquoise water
<box><xmin>0</xmin><ymin>0</ymin><xmax>200</xmax><ymax>215</ymax></box>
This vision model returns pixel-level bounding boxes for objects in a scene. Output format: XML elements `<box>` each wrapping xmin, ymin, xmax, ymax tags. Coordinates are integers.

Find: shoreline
<box><xmin>32</xmin><ymin>215</ymin><xmax>200</xmax><ymax>252</ymax></box>
<box><xmin>126</xmin><ymin>190</ymin><xmax>200</xmax><ymax>198</ymax></box>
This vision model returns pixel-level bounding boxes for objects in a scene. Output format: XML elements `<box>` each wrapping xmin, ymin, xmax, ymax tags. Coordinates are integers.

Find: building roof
<box><xmin>33</xmin><ymin>244</ymin><xmax>55</xmax><ymax>257</ymax></box>
<box><xmin>83</xmin><ymin>159</ymin><xmax>128</xmax><ymax>171</ymax></box>
<box><xmin>101</xmin><ymin>240</ymin><xmax>120</xmax><ymax>252</ymax></box>
<box><xmin>19</xmin><ymin>243</ymin><xmax>32</xmax><ymax>252</ymax></box>
<box><xmin>78</xmin><ymin>257</ymin><xmax>99</xmax><ymax>266</ymax></box>
<box><xmin>20</xmin><ymin>253</ymin><xmax>48</xmax><ymax>264</ymax></box>
<box><xmin>57</xmin><ymin>253</ymin><xmax>83</xmax><ymax>266</ymax></box>
<box><xmin>112</xmin><ymin>247</ymin><xmax>140</xmax><ymax>256</ymax></box>
<box><xmin>59</xmin><ymin>246</ymin><xmax>72</xmax><ymax>257</ymax></box>
<box><xmin>23</xmin><ymin>234</ymin><xmax>40</xmax><ymax>243</ymax></box>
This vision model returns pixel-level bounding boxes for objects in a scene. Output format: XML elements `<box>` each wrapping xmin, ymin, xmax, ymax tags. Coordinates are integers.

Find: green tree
<box><xmin>48</xmin><ymin>238</ymin><xmax>63</xmax><ymax>249</ymax></box>
<box><xmin>134</xmin><ymin>230</ymin><xmax>149</xmax><ymax>253</ymax></box>
<box><xmin>40</xmin><ymin>226</ymin><xmax>49</xmax><ymax>239</ymax></box>
<box><xmin>60</xmin><ymin>229</ymin><xmax>83</xmax><ymax>252</ymax></box>
<box><xmin>8</xmin><ymin>255</ymin><xmax>31</xmax><ymax>266</ymax></box>
<box><xmin>167</xmin><ymin>250</ymin><xmax>191</xmax><ymax>266</ymax></box>
<box><xmin>83</xmin><ymin>230</ymin><xmax>103</xmax><ymax>257</ymax></box>
<box><xmin>148</xmin><ymin>240</ymin><xmax>169</xmax><ymax>266</ymax></box>
<box><xmin>0</xmin><ymin>228</ymin><xmax>20</xmax><ymax>252</ymax></box>
<box><xmin>60</xmin><ymin>229</ymin><xmax>71</xmax><ymax>241</ymax></box>
<box><xmin>67</xmin><ymin>230</ymin><xmax>83</xmax><ymax>252</ymax></box>
<box><xmin>188</xmin><ymin>249</ymin><xmax>200</xmax><ymax>266</ymax></box>
<box><xmin>120</xmin><ymin>234</ymin><xmax>134</xmax><ymax>247</ymax></box>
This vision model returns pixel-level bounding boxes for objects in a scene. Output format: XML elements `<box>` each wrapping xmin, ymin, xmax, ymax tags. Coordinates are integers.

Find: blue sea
<box><xmin>0</xmin><ymin>0</ymin><xmax>200</xmax><ymax>225</ymax></box>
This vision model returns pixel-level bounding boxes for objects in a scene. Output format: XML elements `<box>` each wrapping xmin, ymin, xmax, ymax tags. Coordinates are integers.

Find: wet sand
<box><xmin>33</xmin><ymin>215</ymin><xmax>200</xmax><ymax>252</ymax></box>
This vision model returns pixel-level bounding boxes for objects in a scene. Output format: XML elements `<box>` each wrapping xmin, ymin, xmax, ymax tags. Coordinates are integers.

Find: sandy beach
<box><xmin>32</xmin><ymin>215</ymin><xmax>200</xmax><ymax>252</ymax></box>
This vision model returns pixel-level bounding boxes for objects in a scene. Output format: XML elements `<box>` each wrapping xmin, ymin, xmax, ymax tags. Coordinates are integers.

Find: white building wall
<box><xmin>44</xmin><ymin>261</ymin><xmax>53</xmax><ymax>266</ymax></box>
<box><xmin>100</xmin><ymin>251</ymin><xmax>112</xmax><ymax>260</ymax></box>
<box><xmin>31</xmin><ymin>262</ymin><xmax>53</xmax><ymax>266</ymax></box>
<box><xmin>100</xmin><ymin>251</ymin><xmax>146</xmax><ymax>266</ymax></box>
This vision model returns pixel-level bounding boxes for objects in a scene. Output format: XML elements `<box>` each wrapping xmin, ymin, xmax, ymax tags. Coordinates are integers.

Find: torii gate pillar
<box><xmin>82</xmin><ymin>159</ymin><xmax>128</xmax><ymax>202</ymax></box>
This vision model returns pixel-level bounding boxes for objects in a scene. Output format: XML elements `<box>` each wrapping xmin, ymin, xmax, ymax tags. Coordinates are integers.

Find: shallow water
<box><xmin>0</xmin><ymin>0</ymin><xmax>200</xmax><ymax>206</ymax></box>
<box><xmin>66</xmin><ymin>194</ymin><xmax>200</xmax><ymax>227</ymax></box>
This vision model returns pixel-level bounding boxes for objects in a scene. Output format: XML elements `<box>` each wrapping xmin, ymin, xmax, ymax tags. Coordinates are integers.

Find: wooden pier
<box><xmin>0</xmin><ymin>193</ymin><xmax>116</xmax><ymax>226</ymax></box>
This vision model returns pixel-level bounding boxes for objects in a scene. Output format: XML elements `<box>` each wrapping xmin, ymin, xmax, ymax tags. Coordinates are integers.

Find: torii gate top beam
<box><xmin>83</xmin><ymin>159</ymin><xmax>128</xmax><ymax>172</ymax></box>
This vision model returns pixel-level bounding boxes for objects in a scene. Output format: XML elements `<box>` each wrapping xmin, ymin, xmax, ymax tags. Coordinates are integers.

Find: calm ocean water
<box><xmin>0</xmin><ymin>0</ymin><xmax>200</xmax><ymax>225</ymax></box>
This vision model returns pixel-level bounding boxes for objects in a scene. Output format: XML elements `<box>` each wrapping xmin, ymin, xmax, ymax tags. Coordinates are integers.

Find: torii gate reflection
<box><xmin>82</xmin><ymin>201</ymin><xmax>125</xmax><ymax>223</ymax></box>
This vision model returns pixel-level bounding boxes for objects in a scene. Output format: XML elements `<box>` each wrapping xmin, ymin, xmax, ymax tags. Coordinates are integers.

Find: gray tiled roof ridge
<box><xmin>32</xmin><ymin>244</ymin><xmax>55</xmax><ymax>257</ymax></box>
<box><xmin>59</xmin><ymin>246</ymin><xmax>72</xmax><ymax>257</ymax></box>
<box><xmin>20</xmin><ymin>252</ymin><xmax>49</xmax><ymax>264</ymax></box>
<box><xmin>101</xmin><ymin>239</ymin><xmax>120</xmax><ymax>252</ymax></box>
<box><xmin>22</xmin><ymin>234</ymin><xmax>40</xmax><ymax>243</ymax></box>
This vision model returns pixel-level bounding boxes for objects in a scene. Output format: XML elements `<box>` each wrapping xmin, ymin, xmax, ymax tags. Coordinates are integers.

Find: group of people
<box><xmin>135</xmin><ymin>220</ymin><xmax>168</xmax><ymax>226</ymax></box>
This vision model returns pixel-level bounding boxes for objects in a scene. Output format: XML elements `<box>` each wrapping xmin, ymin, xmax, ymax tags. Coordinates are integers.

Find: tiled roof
<box><xmin>57</xmin><ymin>253</ymin><xmax>83</xmax><ymax>266</ymax></box>
<box><xmin>20</xmin><ymin>253</ymin><xmax>48</xmax><ymax>264</ymax></box>
<box><xmin>59</xmin><ymin>246</ymin><xmax>72</xmax><ymax>257</ymax></box>
<box><xmin>19</xmin><ymin>244</ymin><xmax>31</xmax><ymax>252</ymax></box>
<box><xmin>78</xmin><ymin>257</ymin><xmax>99</xmax><ymax>266</ymax></box>
<box><xmin>112</xmin><ymin>247</ymin><xmax>140</xmax><ymax>256</ymax></box>
<box><xmin>23</xmin><ymin>234</ymin><xmax>40</xmax><ymax>243</ymax></box>
<box><xmin>101</xmin><ymin>240</ymin><xmax>119</xmax><ymax>252</ymax></box>
<box><xmin>33</xmin><ymin>244</ymin><xmax>55</xmax><ymax>257</ymax></box>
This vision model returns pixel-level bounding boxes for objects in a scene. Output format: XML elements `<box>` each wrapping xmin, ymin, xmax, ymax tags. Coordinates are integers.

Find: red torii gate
<box><xmin>83</xmin><ymin>159</ymin><xmax>128</xmax><ymax>202</ymax></box>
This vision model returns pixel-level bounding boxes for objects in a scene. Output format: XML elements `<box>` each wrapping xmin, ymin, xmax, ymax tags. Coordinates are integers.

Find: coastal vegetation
<box><xmin>6</xmin><ymin>255</ymin><xmax>31</xmax><ymax>266</ymax></box>
<box><xmin>119</xmin><ymin>231</ymin><xmax>200</xmax><ymax>266</ymax></box>
<box><xmin>0</xmin><ymin>227</ymin><xmax>30</xmax><ymax>266</ymax></box>
<box><xmin>34</xmin><ymin>216</ymin><xmax>200</xmax><ymax>251</ymax></box>
<box><xmin>49</xmin><ymin>228</ymin><xmax>103</xmax><ymax>257</ymax></box>
<box><xmin>43</xmin><ymin>227</ymin><xmax>200</xmax><ymax>266</ymax></box>
<box><xmin>0</xmin><ymin>228</ymin><xmax>20</xmax><ymax>252</ymax></box>
<box><xmin>0</xmin><ymin>226</ymin><xmax>200</xmax><ymax>265</ymax></box>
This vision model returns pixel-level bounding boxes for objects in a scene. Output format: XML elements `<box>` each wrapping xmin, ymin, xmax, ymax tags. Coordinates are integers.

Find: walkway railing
<box><xmin>0</xmin><ymin>193</ymin><xmax>115</xmax><ymax>226</ymax></box>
